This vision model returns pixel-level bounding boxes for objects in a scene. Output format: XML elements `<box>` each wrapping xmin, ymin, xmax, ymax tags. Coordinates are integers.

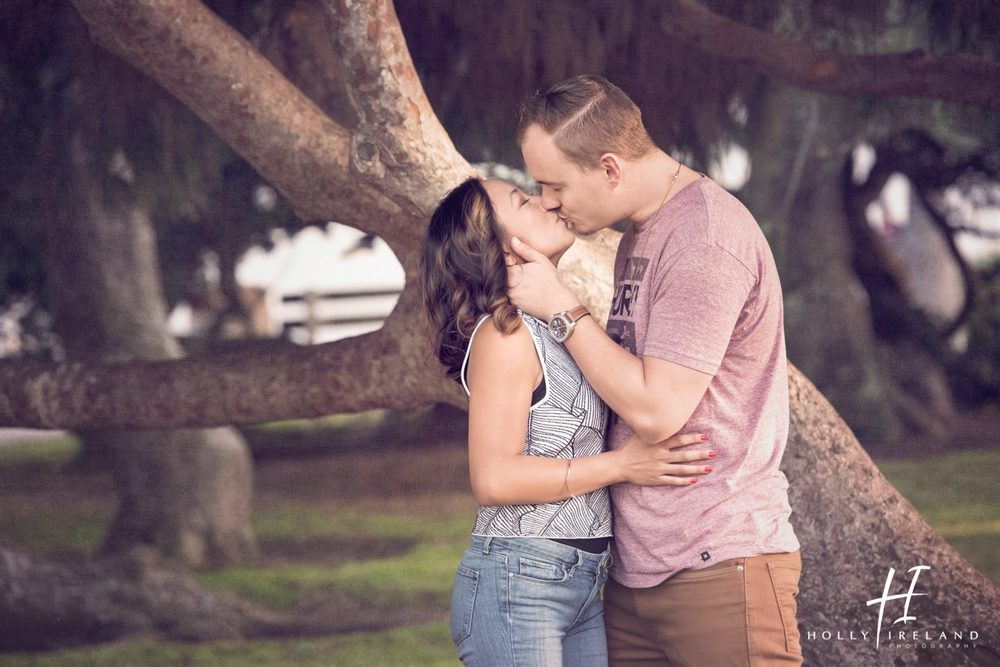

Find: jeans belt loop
<box><xmin>569</xmin><ymin>549</ymin><xmax>583</xmax><ymax>577</ymax></box>
<box><xmin>481</xmin><ymin>536</ymin><xmax>492</xmax><ymax>555</ymax></box>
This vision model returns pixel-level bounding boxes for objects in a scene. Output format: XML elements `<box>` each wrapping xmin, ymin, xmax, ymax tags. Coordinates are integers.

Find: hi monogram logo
<box><xmin>803</xmin><ymin>563</ymin><xmax>981</xmax><ymax>654</ymax></box>
<box><xmin>865</xmin><ymin>565</ymin><xmax>929</xmax><ymax>649</ymax></box>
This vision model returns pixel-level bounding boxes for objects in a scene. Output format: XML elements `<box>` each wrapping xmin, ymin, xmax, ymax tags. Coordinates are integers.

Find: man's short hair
<box><xmin>517</xmin><ymin>74</ymin><xmax>655</xmax><ymax>169</ymax></box>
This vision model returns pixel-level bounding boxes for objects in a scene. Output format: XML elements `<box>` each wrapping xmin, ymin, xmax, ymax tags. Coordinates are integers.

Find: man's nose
<box><xmin>538</xmin><ymin>190</ymin><xmax>560</xmax><ymax>212</ymax></box>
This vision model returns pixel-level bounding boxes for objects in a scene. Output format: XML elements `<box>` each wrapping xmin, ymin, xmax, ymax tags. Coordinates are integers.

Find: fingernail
<box><xmin>512</xmin><ymin>237</ymin><xmax>521</xmax><ymax>244</ymax></box>
<box><xmin>708</xmin><ymin>451</ymin><xmax>717</xmax><ymax>458</ymax></box>
<box><xmin>689</xmin><ymin>478</ymin><xmax>697</xmax><ymax>485</ymax></box>
<box><xmin>704</xmin><ymin>466</ymin><xmax>712</xmax><ymax>473</ymax></box>
<box><xmin>700</xmin><ymin>434</ymin><xmax>709</xmax><ymax>441</ymax></box>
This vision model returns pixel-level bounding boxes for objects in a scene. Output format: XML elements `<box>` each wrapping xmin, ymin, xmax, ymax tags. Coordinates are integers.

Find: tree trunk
<box><xmin>42</xmin><ymin>41</ymin><xmax>256</xmax><ymax>568</ymax></box>
<box><xmin>741</xmin><ymin>80</ymin><xmax>955</xmax><ymax>444</ymax></box>
<box><xmin>785</xmin><ymin>367</ymin><xmax>998</xmax><ymax>666</ymax></box>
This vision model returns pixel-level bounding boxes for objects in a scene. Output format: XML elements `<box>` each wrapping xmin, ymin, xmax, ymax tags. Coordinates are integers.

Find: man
<box><xmin>507</xmin><ymin>74</ymin><xmax>802</xmax><ymax>665</ymax></box>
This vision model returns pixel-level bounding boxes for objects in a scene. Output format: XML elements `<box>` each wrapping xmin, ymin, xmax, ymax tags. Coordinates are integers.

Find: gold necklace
<box><xmin>633</xmin><ymin>159</ymin><xmax>683</xmax><ymax>260</ymax></box>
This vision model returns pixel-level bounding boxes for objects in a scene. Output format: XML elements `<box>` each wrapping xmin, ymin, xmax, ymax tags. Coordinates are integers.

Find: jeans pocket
<box><xmin>512</xmin><ymin>555</ymin><xmax>568</xmax><ymax>583</ymax></box>
<box><xmin>767</xmin><ymin>561</ymin><xmax>802</xmax><ymax>656</ymax></box>
<box><xmin>450</xmin><ymin>564</ymin><xmax>479</xmax><ymax>647</ymax></box>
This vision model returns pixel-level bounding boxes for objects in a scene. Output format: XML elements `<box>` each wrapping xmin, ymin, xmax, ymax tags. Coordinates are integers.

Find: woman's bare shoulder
<box><xmin>468</xmin><ymin>315</ymin><xmax>537</xmax><ymax>380</ymax></box>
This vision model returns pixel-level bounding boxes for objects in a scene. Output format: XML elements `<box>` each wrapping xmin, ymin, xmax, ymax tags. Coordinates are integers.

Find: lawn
<box><xmin>0</xmin><ymin>414</ymin><xmax>995</xmax><ymax>666</ymax></box>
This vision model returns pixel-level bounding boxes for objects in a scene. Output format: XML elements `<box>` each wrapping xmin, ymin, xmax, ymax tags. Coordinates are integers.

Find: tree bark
<box><xmin>0</xmin><ymin>544</ymin><xmax>300</xmax><ymax>650</ymax></box>
<box><xmin>786</xmin><ymin>368</ymin><xmax>998</xmax><ymax>666</ymax></box>
<box><xmin>39</xmin><ymin>30</ymin><xmax>256</xmax><ymax>568</ymax></box>
<box><xmin>0</xmin><ymin>0</ymin><xmax>995</xmax><ymax>658</ymax></box>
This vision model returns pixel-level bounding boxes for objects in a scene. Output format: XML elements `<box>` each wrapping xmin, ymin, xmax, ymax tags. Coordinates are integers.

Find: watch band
<box><xmin>565</xmin><ymin>305</ymin><xmax>590</xmax><ymax>323</ymax></box>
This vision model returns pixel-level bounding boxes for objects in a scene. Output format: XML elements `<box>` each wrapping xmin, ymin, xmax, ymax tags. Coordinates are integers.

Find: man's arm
<box><xmin>508</xmin><ymin>236</ymin><xmax>713</xmax><ymax>443</ymax></box>
<box><xmin>565</xmin><ymin>317</ymin><xmax>712</xmax><ymax>443</ymax></box>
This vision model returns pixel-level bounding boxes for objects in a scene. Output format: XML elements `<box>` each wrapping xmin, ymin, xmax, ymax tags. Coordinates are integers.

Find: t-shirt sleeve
<box><xmin>642</xmin><ymin>242</ymin><xmax>754</xmax><ymax>375</ymax></box>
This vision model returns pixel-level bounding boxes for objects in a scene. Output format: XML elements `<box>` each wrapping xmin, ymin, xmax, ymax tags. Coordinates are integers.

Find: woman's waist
<box><xmin>467</xmin><ymin>535</ymin><xmax>612</xmax><ymax>565</ymax></box>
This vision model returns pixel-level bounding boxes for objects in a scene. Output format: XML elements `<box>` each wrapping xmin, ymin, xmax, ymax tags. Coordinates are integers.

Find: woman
<box><xmin>420</xmin><ymin>177</ymin><xmax>714</xmax><ymax>666</ymax></box>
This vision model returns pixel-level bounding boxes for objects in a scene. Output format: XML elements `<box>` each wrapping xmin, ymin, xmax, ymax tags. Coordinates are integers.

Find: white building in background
<box><xmin>169</xmin><ymin>222</ymin><xmax>404</xmax><ymax>345</ymax></box>
<box><xmin>238</xmin><ymin>223</ymin><xmax>405</xmax><ymax>344</ymax></box>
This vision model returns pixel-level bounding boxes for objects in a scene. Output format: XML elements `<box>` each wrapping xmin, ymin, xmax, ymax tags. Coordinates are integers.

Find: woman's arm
<box><xmin>466</xmin><ymin>318</ymin><xmax>713</xmax><ymax>507</ymax></box>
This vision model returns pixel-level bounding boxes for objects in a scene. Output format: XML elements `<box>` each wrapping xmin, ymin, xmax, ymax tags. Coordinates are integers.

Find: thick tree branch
<box><xmin>29</xmin><ymin>0</ymin><xmax>479</xmax><ymax>429</ymax></box>
<box><xmin>0</xmin><ymin>289</ymin><xmax>463</xmax><ymax>430</ymax></box>
<box><xmin>661</xmin><ymin>0</ymin><xmax>1000</xmax><ymax>111</ymax></box>
<box><xmin>69</xmin><ymin>0</ymin><xmax>470</xmax><ymax>270</ymax></box>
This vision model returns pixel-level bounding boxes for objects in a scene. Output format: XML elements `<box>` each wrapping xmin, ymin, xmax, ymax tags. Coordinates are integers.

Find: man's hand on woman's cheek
<box><xmin>507</xmin><ymin>237</ymin><xmax>580</xmax><ymax>321</ymax></box>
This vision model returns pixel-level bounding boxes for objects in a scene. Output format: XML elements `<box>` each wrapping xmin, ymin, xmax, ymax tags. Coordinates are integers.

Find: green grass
<box><xmin>0</xmin><ymin>435</ymin><xmax>80</xmax><ymax>466</ymax></box>
<box><xmin>0</xmin><ymin>511</ymin><xmax>108</xmax><ymax>557</ymax></box>
<box><xmin>252</xmin><ymin>410</ymin><xmax>392</xmax><ymax>435</ymax></box>
<box><xmin>250</xmin><ymin>505</ymin><xmax>470</xmax><ymax>542</ymax></box>
<box><xmin>875</xmin><ymin>448</ymin><xmax>1000</xmax><ymax>583</ymax></box>
<box><xmin>0</xmin><ymin>622</ymin><xmax>460</xmax><ymax>667</ymax></box>
<box><xmin>1</xmin><ymin>431</ymin><xmax>994</xmax><ymax>665</ymax></box>
<box><xmin>0</xmin><ymin>435</ymin><xmax>107</xmax><ymax>557</ymax></box>
<box><xmin>199</xmin><ymin>506</ymin><xmax>469</xmax><ymax>609</ymax></box>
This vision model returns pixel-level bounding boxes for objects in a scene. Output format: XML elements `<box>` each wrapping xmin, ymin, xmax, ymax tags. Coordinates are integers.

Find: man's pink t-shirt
<box><xmin>606</xmin><ymin>176</ymin><xmax>799</xmax><ymax>588</ymax></box>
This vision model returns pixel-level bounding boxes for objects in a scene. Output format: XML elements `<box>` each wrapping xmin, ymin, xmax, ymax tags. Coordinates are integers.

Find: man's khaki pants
<box><xmin>605</xmin><ymin>551</ymin><xmax>802</xmax><ymax>666</ymax></box>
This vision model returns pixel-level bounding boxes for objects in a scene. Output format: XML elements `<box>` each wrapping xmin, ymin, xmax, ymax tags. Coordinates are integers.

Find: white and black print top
<box><xmin>460</xmin><ymin>313</ymin><xmax>612</xmax><ymax>539</ymax></box>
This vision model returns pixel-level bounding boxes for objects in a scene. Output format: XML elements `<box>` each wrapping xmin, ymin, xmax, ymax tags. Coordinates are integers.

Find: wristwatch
<box><xmin>548</xmin><ymin>305</ymin><xmax>591</xmax><ymax>343</ymax></box>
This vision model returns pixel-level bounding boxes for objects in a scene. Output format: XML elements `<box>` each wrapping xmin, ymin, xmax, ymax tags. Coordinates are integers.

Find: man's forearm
<box><xmin>564</xmin><ymin>316</ymin><xmax>687</xmax><ymax>443</ymax></box>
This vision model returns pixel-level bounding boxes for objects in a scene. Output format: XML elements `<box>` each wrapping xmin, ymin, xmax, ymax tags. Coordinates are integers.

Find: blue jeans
<box><xmin>450</xmin><ymin>535</ymin><xmax>611</xmax><ymax>666</ymax></box>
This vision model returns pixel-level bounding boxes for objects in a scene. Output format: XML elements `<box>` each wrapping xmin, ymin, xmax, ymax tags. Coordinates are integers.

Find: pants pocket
<box><xmin>767</xmin><ymin>561</ymin><xmax>802</xmax><ymax>656</ymax></box>
<box><xmin>450</xmin><ymin>564</ymin><xmax>479</xmax><ymax>647</ymax></box>
<box><xmin>512</xmin><ymin>555</ymin><xmax>568</xmax><ymax>583</ymax></box>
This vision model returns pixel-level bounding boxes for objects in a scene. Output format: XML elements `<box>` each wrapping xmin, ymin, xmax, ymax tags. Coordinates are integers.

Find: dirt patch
<box><xmin>257</xmin><ymin>534</ymin><xmax>419</xmax><ymax>566</ymax></box>
<box><xmin>253</xmin><ymin>442</ymin><xmax>470</xmax><ymax>504</ymax></box>
<box><xmin>289</xmin><ymin>589</ymin><xmax>448</xmax><ymax>635</ymax></box>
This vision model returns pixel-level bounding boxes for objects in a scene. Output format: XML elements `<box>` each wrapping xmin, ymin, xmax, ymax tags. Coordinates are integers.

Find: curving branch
<box><xmin>35</xmin><ymin>0</ymin><xmax>478</xmax><ymax>429</ymax></box>
<box><xmin>660</xmin><ymin>0</ymin><xmax>1000</xmax><ymax>111</ymax></box>
<box><xmin>69</xmin><ymin>0</ymin><xmax>470</xmax><ymax>270</ymax></box>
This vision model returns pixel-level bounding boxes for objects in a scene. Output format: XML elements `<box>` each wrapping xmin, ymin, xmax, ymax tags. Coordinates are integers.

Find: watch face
<box><xmin>549</xmin><ymin>315</ymin><xmax>570</xmax><ymax>342</ymax></box>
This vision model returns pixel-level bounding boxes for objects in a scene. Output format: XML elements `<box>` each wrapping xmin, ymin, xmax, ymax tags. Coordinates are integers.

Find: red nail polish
<box><xmin>708</xmin><ymin>451</ymin><xmax>717</xmax><ymax>458</ymax></box>
<box><xmin>700</xmin><ymin>434</ymin><xmax>709</xmax><ymax>441</ymax></box>
<box><xmin>690</xmin><ymin>478</ymin><xmax>697</xmax><ymax>484</ymax></box>
<box><xmin>704</xmin><ymin>466</ymin><xmax>712</xmax><ymax>473</ymax></box>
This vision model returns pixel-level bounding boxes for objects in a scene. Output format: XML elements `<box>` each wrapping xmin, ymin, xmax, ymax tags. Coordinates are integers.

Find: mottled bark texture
<box><xmin>785</xmin><ymin>369</ymin><xmax>998</xmax><ymax>666</ymax></box>
<box><xmin>36</xmin><ymin>21</ymin><xmax>257</xmax><ymax>569</ymax></box>
<box><xmin>0</xmin><ymin>546</ymin><xmax>287</xmax><ymax>650</ymax></box>
<box><xmin>0</xmin><ymin>0</ymin><xmax>994</xmax><ymax>659</ymax></box>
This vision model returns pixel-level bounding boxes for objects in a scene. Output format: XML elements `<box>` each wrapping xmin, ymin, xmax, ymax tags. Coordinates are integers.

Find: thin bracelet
<box><xmin>562</xmin><ymin>459</ymin><xmax>575</xmax><ymax>499</ymax></box>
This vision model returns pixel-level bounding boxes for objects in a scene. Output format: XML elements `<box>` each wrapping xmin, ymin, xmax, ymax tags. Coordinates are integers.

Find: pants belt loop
<box><xmin>481</xmin><ymin>536</ymin><xmax>492</xmax><ymax>554</ymax></box>
<box><xmin>569</xmin><ymin>549</ymin><xmax>583</xmax><ymax>576</ymax></box>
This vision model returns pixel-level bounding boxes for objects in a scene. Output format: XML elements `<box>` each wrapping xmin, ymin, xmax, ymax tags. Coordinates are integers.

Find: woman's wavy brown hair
<box><xmin>420</xmin><ymin>177</ymin><xmax>521</xmax><ymax>381</ymax></box>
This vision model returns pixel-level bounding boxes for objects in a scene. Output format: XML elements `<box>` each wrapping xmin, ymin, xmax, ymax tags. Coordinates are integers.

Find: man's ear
<box><xmin>600</xmin><ymin>153</ymin><xmax>623</xmax><ymax>188</ymax></box>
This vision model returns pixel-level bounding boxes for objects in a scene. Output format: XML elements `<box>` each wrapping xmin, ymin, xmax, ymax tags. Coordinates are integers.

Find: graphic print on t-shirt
<box><xmin>607</xmin><ymin>256</ymin><xmax>649</xmax><ymax>356</ymax></box>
